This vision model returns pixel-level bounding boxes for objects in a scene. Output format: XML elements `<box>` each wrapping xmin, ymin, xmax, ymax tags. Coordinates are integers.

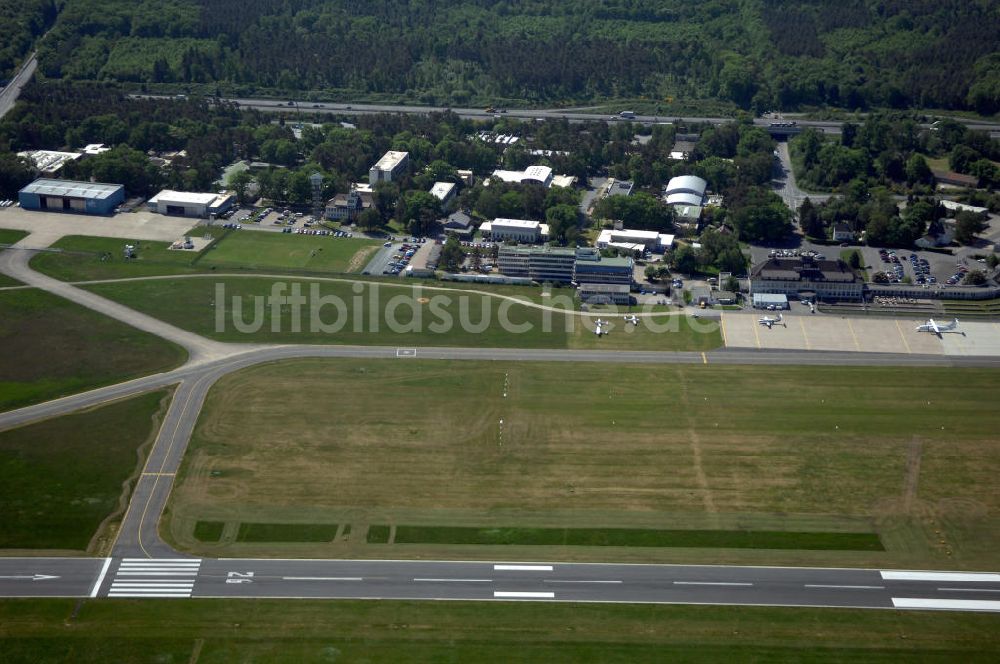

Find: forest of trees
<box><xmin>0</xmin><ymin>0</ymin><xmax>57</xmax><ymax>80</ymax></box>
<box><xmin>23</xmin><ymin>0</ymin><xmax>1000</xmax><ymax>115</ymax></box>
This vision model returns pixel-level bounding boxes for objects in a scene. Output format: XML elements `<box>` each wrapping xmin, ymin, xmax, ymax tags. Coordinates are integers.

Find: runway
<box><xmin>3</xmin><ymin>238</ymin><xmax>1000</xmax><ymax>612</ymax></box>
<box><xmin>4</xmin><ymin>555</ymin><xmax>1000</xmax><ymax>614</ymax></box>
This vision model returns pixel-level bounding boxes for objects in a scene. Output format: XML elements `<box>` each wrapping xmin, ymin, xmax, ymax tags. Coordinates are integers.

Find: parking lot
<box><xmin>721</xmin><ymin>309</ymin><xmax>1000</xmax><ymax>356</ymax></box>
<box><xmin>363</xmin><ymin>237</ymin><xmax>429</xmax><ymax>275</ymax></box>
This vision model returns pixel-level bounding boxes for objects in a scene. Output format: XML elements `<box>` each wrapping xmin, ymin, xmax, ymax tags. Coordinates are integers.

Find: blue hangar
<box><xmin>18</xmin><ymin>178</ymin><xmax>125</xmax><ymax>215</ymax></box>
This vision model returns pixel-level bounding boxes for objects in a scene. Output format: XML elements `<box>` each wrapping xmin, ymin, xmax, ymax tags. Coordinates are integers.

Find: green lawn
<box><xmin>0</xmin><ymin>289</ymin><xmax>187</xmax><ymax>412</ymax></box>
<box><xmin>200</xmin><ymin>231</ymin><xmax>380</xmax><ymax>274</ymax></box>
<box><xmin>1</xmin><ymin>599</ymin><xmax>998</xmax><ymax>663</ymax></box>
<box><xmin>378</xmin><ymin>525</ymin><xmax>883</xmax><ymax>550</ymax></box>
<box><xmin>235</xmin><ymin>522</ymin><xmax>339</xmax><ymax>543</ymax></box>
<box><xmin>0</xmin><ymin>390</ymin><xmax>171</xmax><ymax>552</ymax></box>
<box><xmin>84</xmin><ymin>276</ymin><xmax>720</xmax><ymax>351</ymax></box>
<box><xmin>166</xmin><ymin>360</ymin><xmax>1000</xmax><ymax>569</ymax></box>
<box><xmin>29</xmin><ymin>230</ymin><xmax>379</xmax><ymax>282</ymax></box>
<box><xmin>28</xmin><ymin>233</ymin><xmax>221</xmax><ymax>282</ymax></box>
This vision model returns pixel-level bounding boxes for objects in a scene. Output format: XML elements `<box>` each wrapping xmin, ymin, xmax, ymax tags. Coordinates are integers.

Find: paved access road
<box><xmin>3</xmin><ymin>237</ymin><xmax>1000</xmax><ymax>612</ymax></box>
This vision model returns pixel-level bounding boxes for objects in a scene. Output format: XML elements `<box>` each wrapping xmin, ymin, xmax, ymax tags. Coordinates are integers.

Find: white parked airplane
<box><xmin>758</xmin><ymin>313</ymin><xmax>783</xmax><ymax>328</ymax></box>
<box><xmin>623</xmin><ymin>314</ymin><xmax>639</xmax><ymax>326</ymax></box>
<box><xmin>594</xmin><ymin>318</ymin><xmax>608</xmax><ymax>336</ymax></box>
<box><xmin>916</xmin><ymin>318</ymin><xmax>961</xmax><ymax>337</ymax></box>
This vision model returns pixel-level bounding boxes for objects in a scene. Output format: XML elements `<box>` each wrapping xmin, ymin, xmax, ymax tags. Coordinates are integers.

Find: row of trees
<box><xmin>32</xmin><ymin>0</ymin><xmax>1000</xmax><ymax>113</ymax></box>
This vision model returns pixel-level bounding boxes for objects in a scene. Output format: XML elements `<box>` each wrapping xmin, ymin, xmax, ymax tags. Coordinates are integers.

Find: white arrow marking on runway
<box><xmin>673</xmin><ymin>581</ymin><xmax>752</xmax><ymax>587</ymax></box>
<box><xmin>0</xmin><ymin>574</ymin><xmax>59</xmax><ymax>581</ymax></box>
<box><xmin>281</xmin><ymin>577</ymin><xmax>363</xmax><ymax>581</ymax></box>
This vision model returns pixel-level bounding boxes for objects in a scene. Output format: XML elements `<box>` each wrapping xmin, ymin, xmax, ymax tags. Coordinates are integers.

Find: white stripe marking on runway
<box><xmin>804</xmin><ymin>584</ymin><xmax>885</xmax><ymax>590</ymax></box>
<box><xmin>892</xmin><ymin>598</ymin><xmax>1000</xmax><ymax>611</ymax></box>
<box><xmin>108</xmin><ymin>592</ymin><xmax>192</xmax><ymax>597</ymax></box>
<box><xmin>937</xmin><ymin>587</ymin><xmax>1000</xmax><ymax>593</ymax></box>
<box><xmin>413</xmin><ymin>578</ymin><xmax>493</xmax><ymax>583</ymax></box>
<box><xmin>115</xmin><ymin>571</ymin><xmax>199</xmax><ymax>576</ymax></box>
<box><xmin>673</xmin><ymin>581</ymin><xmax>752</xmax><ymax>587</ymax></box>
<box><xmin>493</xmin><ymin>591</ymin><xmax>555</xmax><ymax>598</ymax></box>
<box><xmin>89</xmin><ymin>557</ymin><xmax>112</xmax><ymax>598</ymax></box>
<box><xmin>494</xmin><ymin>565</ymin><xmax>552</xmax><ymax>571</ymax></box>
<box><xmin>111</xmin><ymin>583</ymin><xmax>194</xmax><ymax>588</ymax></box>
<box><xmin>881</xmin><ymin>571</ymin><xmax>1000</xmax><ymax>582</ymax></box>
<box><xmin>544</xmin><ymin>579</ymin><xmax>622</xmax><ymax>584</ymax></box>
<box><xmin>121</xmin><ymin>559</ymin><xmax>201</xmax><ymax>564</ymax></box>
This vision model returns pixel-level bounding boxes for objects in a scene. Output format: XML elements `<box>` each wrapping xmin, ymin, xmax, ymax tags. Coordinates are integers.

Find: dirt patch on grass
<box><xmin>347</xmin><ymin>245</ymin><xmax>379</xmax><ymax>272</ymax></box>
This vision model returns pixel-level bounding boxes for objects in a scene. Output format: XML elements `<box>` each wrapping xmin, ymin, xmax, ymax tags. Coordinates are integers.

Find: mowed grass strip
<box><xmin>193</xmin><ymin>521</ymin><xmax>225</xmax><ymax>542</ymax></box>
<box><xmin>1</xmin><ymin>598</ymin><xmax>999</xmax><ymax>663</ymax></box>
<box><xmin>200</xmin><ymin>231</ymin><xmax>380</xmax><ymax>274</ymax></box>
<box><xmin>0</xmin><ymin>289</ymin><xmax>187</xmax><ymax>412</ymax></box>
<box><xmin>235</xmin><ymin>522</ymin><xmax>339</xmax><ymax>542</ymax></box>
<box><xmin>0</xmin><ymin>390</ymin><xmax>171</xmax><ymax>551</ymax></box>
<box><xmin>85</xmin><ymin>276</ymin><xmax>720</xmax><ymax>350</ymax></box>
<box><xmin>381</xmin><ymin>525</ymin><xmax>883</xmax><ymax>550</ymax></box>
<box><xmin>366</xmin><ymin>525</ymin><xmax>391</xmax><ymax>544</ymax></box>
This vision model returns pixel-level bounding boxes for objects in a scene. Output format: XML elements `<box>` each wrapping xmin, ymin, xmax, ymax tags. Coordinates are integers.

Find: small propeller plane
<box><xmin>594</xmin><ymin>318</ymin><xmax>608</xmax><ymax>336</ymax></box>
<box><xmin>758</xmin><ymin>312</ymin><xmax>783</xmax><ymax>328</ymax></box>
<box><xmin>623</xmin><ymin>314</ymin><xmax>639</xmax><ymax>326</ymax></box>
<box><xmin>915</xmin><ymin>318</ymin><xmax>961</xmax><ymax>337</ymax></box>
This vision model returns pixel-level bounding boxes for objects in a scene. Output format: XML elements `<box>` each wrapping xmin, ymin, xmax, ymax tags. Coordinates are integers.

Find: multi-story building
<box><xmin>750</xmin><ymin>256</ymin><xmax>862</xmax><ymax>302</ymax></box>
<box><xmin>369</xmin><ymin>151</ymin><xmax>409</xmax><ymax>185</ymax></box>
<box><xmin>596</xmin><ymin>228</ymin><xmax>674</xmax><ymax>254</ymax></box>
<box><xmin>573</xmin><ymin>249</ymin><xmax>634</xmax><ymax>285</ymax></box>
<box><xmin>325</xmin><ymin>186</ymin><xmax>373</xmax><ymax>221</ymax></box>
<box><xmin>480</xmin><ymin>218</ymin><xmax>549</xmax><ymax>243</ymax></box>
<box><xmin>497</xmin><ymin>245</ymin><xmax>577</xmax><ymax>283</ymax></box>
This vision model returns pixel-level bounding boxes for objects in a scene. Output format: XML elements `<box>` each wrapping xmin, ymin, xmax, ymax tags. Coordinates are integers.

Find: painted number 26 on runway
<box><xmin>227</xmin><ymin>571</ymin><xmax>254</xmax><ymax>584</ymax></box>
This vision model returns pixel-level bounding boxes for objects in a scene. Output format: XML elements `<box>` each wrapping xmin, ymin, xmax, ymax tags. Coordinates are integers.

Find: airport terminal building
<box><xmin>18</xmin><ymin>178</ymin><xmax>124</xmax><ymax>215</ymax></box>
<box><xmin>750</xmin><ymin>257</ymin><xmax>863</xmax><ymax>302</ymax></box>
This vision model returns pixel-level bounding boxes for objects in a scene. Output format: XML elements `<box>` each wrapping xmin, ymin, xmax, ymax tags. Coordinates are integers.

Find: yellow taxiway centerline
<box><xmin>895</xmin><ymin>319</ymin><xmax>912</xmax><ymax>353</ymax></box>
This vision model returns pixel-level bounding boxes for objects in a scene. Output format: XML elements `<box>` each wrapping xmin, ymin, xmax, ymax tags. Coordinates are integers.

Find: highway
<box><xmin>0</xmin><ymin>53</ymin><xmax>37</xmax><ymax>120</ymax></box>
<box><xmin>130</xmin><ymin>93</ymin><xmax>1000</xmax><ymax>136</ymax></box>
<box><xmin>2</xmin><ymin>240</ymin><xmax>1000</xmax><ymax>612</ymax></box>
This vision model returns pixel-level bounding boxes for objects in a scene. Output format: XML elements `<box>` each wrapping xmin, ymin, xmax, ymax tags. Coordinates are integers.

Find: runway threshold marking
<box><xmin>891</xmin><ymin>598</ymin><xmax>1000</xmax><ymax>611</ymax></box>
<box><xmin>89</xmin><ymin>557</ymin><xmax>112</xmax><ymax>598</ymax></box>
<box><xmin>494</xmin><ymin>564</ymin><xmax>553</xmax><ymax>571</ymax></box>
<box><xmin>494</xmin><ymin>591</ymin><xmax>555</xmax><ymax>598</ymax></box>
<box><xmin>894</xmin><ymin>320</ymin><xmax>912</xmax><ymax>354</ymax></box>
